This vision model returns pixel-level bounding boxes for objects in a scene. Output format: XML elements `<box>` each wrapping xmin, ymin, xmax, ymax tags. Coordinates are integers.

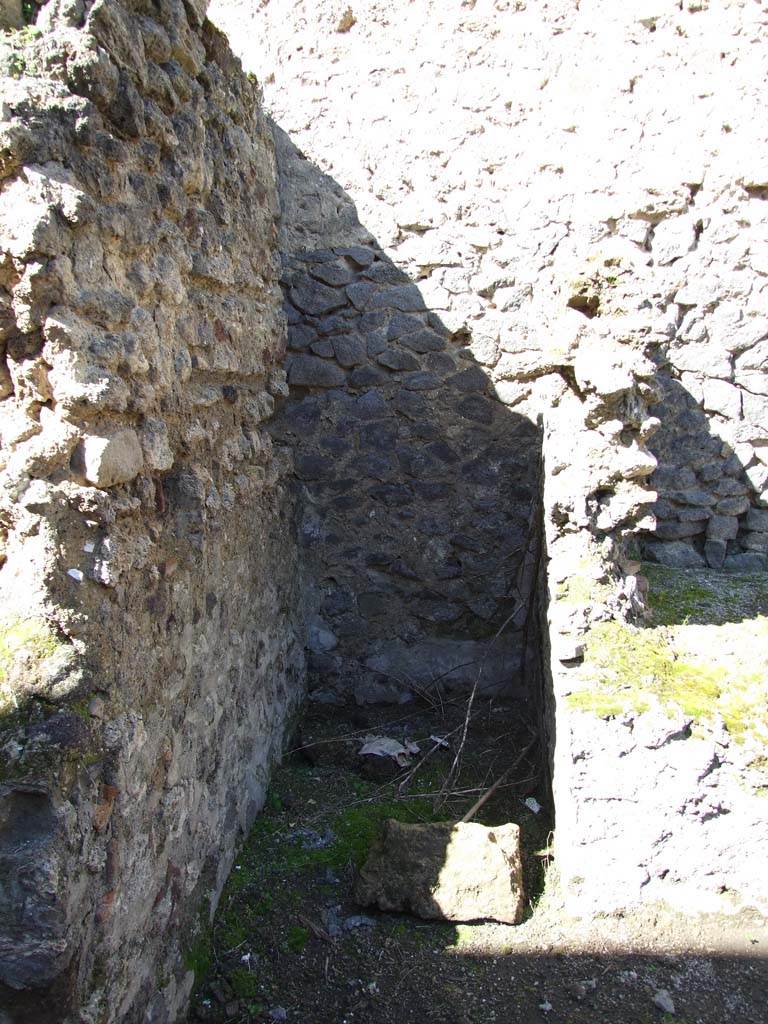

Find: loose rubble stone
<box><xmin>643</xmin><ymin>541</ymin><xmax>706</xmax><ymax>569</ymax></box>
<box><xmin>73</xmin><ymin>429</ymin><xmax>144</xmax><ymax>489</ymax></box>
<box><xmin>653</xmin><ymin>989</ymin><xmax>676</xmax><ymax>1015</ymax></box>
<box><xmin>355</xmin><ymin>820</ymin><xmax>525</xmax><ymax>924</ymax></box>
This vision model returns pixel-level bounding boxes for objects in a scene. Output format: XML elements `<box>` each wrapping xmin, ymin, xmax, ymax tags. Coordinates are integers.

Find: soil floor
<box><xmin>187</xmin><ymin>695</ymin><xmax>768</xmax><ymax>1024</ymax></box>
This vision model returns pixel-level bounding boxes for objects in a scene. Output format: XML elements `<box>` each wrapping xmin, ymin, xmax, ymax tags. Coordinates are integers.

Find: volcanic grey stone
<box><xmin>670</xmin><ymin>488</ymin><xmax>717</xmax><ymax>507</ymax></box>
<box><xmin>303</xmin><ymin>248</ymin><xmax>337</xmax><ymax>263</ymax></box>
<box><xmin>400</xmin><ymin>329</ymin><xmax>446</xmax><ymax>353</ymax></box>
<box><xmin>309</xmin><ymin>261</ymin><xmax>354</xmax><ymax>287</ymax></box>
<box><xmin>654</xmin><ymin>520</ymin><xmax>707</xmax><ymax>540</ymax></box>
<box><xmin>705</xmin><ymin>538</ymin><xmax>727</xmax><ymax>569</ymax></box>
<box><xmin>403</xmin><ymin>371</ymin><xmax>440</xmax><ymax>391</ymax></box>
<box><xmin>314</xmin><ymin>313</ymin><xmax>350</xmax><ymax>335</ymax></box>
<box><xmin>355</xmin><ymin>820</ymin><xmax>525</xmax><ymax>924</ymax></box>
<box><xmin>365</xmin><ymin>638</ymin><xmax>521</xmax><ymax>696</ymax></box>
<box><xmin>653</xmin><ymin>465</ymin><xmax>697</xmax><ymax>489</ymax></box>
<box><xmin>290</xmin><ymin>278</ymin><xmax>346</xmax><ymax>315</ymax></box>
<box><xmin>643</xmin><ymin>540</ymin><xmax>706</xmax><ymax>569</ymax></box>
<box><xmin>352</xmin><ymin>391</ymin><xmax>390</xmax><ymax>420</ymax></box>
<box><xmin>288</xmin><ymin>323</ymin><xmax>315</xmax><ymax>350</ymax></box>
<box><xmin>743</xmin><ymin>531</ymin><xmax>768</xmax><ymax>552</ymax></box>
<box><xmin>392</xmin><ymin>390</ymin><xmax>428</xmax><ymax>419</ymax></box>
<box><xmin>377</xmin><ymin>347</ymin><xmax>420</xmax><ymax>371</ymax></box>
<box><xmin>387</xmin><ymin>313</ymin><xmax>424</xmax><ymax>340</ymax></box>
<box><xmin>294</xmin><ymin>454</ymin><xmax>334</xmax><ymax>480</ymax></box>
<box><xmin>332</xmin><ymin>335</ymin><xmax>367</xmax><ymax>367</ymax></box>
<box><xmin>310</xmin><ymin>338</ymin><xmax>334</xmax><ymax>357</ymax></box>
<box><xmin>368</xmin><ymin>285</ymin><xmax>426</xmax><ymax>312</ymax></box>
<box><xmin>346</xmin><ymin>282</ymin><xmax>378</xmax><ymax>309</ymax></box>
<box><xmin>362</xmin><ymin>261</ymin><xmax>410</xmax><ymax>285</ymax></box>
<box><xmin>677</xmin><ymin>507</ymin><xmax>711</xmax><ymax>521</ymax></box>
<box><xmin>354</xmin><ymin>452</ymin><xmax>397</xmax><ymax>479</ymax></box>
<box><xmin>289</xmin><ymin>355</ymin><xmax>346</xmax><ymax>387</ymax></box>
<box><xmin>411</xmin><ymin>598</ymin><xmax>461</xmax><ymax>623</ymax></box>
<box><xmin>713</xmin><ymin>477</ymin><xmax>749</xmax><ymax>496</ymax></box>
<box><xmin>697</xmin><ymin>461</ymin><xmax>723</xmax><ymax>483</ymax></box>
<box><xmin>458</xmin><ymin>395</ymin><xmax>494</xmax><ymax>424</ymax></box>
<box><xmin>336</xmin><ymin>245</ymin><xmax>375</xmax><ymax>267</ymax></box>
<box><xmin>366</xmin><ymin>333</ymin><xmax>388</xmax><ymax>357</ymax></box>
<box><xmin>449</xmin><ymin>366</ymin><xmax>488</xmax><ymax>392</ymax></box>
<box><xmin>350</xmin><ymin>365</ymin><xmax>388</xmax><ymax>387</ymax></box>
<box><xmin>746</xmin><ymin>508</ymin><xmax>768</xmax><ymax>531</ymax></box>
<box><xmin>723</xmin><ymin>552</ymin><xmax>768</xmax><ymax>573</ymax></box>
<box><xmin>707</xmin><ymin>514</ymin><xmax>739</xmax><ymax>541</ymax></box>
<box><xmin>716</xmin><ymin>495</ymin><xmax>750</xmax><ymax>515</ymax></box>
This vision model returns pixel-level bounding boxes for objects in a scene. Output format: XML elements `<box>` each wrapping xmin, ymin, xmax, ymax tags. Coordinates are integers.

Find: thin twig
<box><xmin>298</xmin><ymin>913</ymin><xmax>332</xmax><ymax>943</ymax></box>
<box><xmin>459</xmin><ymin>770</ymin><xmax>510</xmax><ymax>823</ymax></box>
<box><xmin>435</xmin><ymin>595</ymin><xmax>527</xmax><ymax>810</ymax></box>
<box><xmin>459</xmin><ymin>737</ymin><xmax>537</xmax><ymax>823</ymax></box>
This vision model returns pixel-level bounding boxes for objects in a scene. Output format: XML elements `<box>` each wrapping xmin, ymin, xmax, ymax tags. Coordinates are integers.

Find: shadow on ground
<box><xmin>186</xmin><ymin>699</ymin><xmax>768</xmax><ymax>1024</ymax></box>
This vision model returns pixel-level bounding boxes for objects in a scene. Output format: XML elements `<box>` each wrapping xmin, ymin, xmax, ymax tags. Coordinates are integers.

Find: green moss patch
<box><xmin>644</xmin><ymin>563</ymin><xmax>768</xmax><ymax>626</ymax></box>
<box><xmin>567</xmin><ymin>607</ymin><xmax>768</xmax><ymax>746</ymax></box>
<box><xmin>0</xmin><ymin>615</ymin><xmax>61</xmax><ymax>714</ymax></box>
<box><xmin>567</xmin><ymin>620</ymin><xmax>724</xmax><ymax>720</ymax></box>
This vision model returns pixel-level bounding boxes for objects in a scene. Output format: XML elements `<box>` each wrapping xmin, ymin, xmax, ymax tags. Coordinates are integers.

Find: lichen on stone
<box><xmin>566</xmin><ymin>607</ymin><xmax>768</xmax><ymax>747</ymax></box>
<box><xmin>0</xmin><ymin>614</ymin><xmax>63</xmax><ymax>714</ymax></box>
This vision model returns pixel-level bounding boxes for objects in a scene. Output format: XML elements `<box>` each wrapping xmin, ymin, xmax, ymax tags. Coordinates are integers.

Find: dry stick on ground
<box><xmin>298</xmin><ymin>912</ymin><xmax>332</xmax><ymax>943</ymax></box>
<box><xmin>434</xmin><ymin>597</ymin><xmax>526</xmax><ymax>811</ymax></box>
<box><xmin>459</xmin><ymin>737</ymin><xmax>538</xmax><ymax>823</ymax></box>
<box><xmin>396</xmin><ymin>776</ymin><xmax>538</xmax><ymax>803</ymax></box>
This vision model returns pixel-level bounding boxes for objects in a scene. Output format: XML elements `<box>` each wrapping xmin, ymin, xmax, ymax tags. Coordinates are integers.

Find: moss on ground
<box><xmin>557</xmin><ymin>572</ymin><xmax>613</xmax><ymax>607</ymax></box>
<box><xmin>567</xmin><ymin>620</ymin><xmax>727</xmax><ymax>720</ymax></box>
<box><xmin>644</xmin><ymin>563</ymin><xmax>768</xmax><ymax>626</ymax></box>
<box><xmin>184</xmin><ymin>762</ymin><xmax>449</xmax><ymax>991</ymax></box>
<box><xmin>567</xmin><ymin>565</ymin><xmax>768</xmax><ymax>746</ymax></box>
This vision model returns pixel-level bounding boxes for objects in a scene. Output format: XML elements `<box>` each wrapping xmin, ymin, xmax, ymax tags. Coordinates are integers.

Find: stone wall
<box><xmin>1</xmin><ymin>0</ymin><xmax>767</xmax><ymax>1018</ymax></box>
<box><xmin>212</xmin><ymin>0</ymin><xmax>768</xmax><ymax>575</ymax></box>
<box><xmin>269</xmin><ymin>130</ymin><xmax>540</xmax><ymax>705</ymax></box>
<box><xmin>0</xmin><ymin>3</ymin><xmax>303</xmax><ymax>1022</ymax></box>
<box><xmin>645</xmin><ymin>174</ymin><xmax>768</xmax><ymax>570</ymax></box>
<box><xmin>209</xmin><ymin>0</ymin><xmax>768</xmax><ymax>919</ymax></box>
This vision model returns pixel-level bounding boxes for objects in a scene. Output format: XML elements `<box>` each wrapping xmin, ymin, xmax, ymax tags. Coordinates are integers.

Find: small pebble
<box><xmin>343</xmin><ymin>914</ymin><xmax>376</xmax><ymax>930</ymax></box>
<box><xmin>653</xmin><ymin>988</ymin><xmax>675</xmax><ymax>1014</ymax></box>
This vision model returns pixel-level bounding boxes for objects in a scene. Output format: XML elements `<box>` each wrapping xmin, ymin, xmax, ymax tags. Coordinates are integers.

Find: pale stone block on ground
<box><xmin>355</xmin><ymin>820</ymin><xmax>525</xmax><ymax>924</ymax></box>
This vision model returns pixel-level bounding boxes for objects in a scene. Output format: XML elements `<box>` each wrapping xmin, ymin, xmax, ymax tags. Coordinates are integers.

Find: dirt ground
<box><xmin>186</xmin><ymin>696</ymin><xmax>768</xmax><ymax>1024</ymax></box>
